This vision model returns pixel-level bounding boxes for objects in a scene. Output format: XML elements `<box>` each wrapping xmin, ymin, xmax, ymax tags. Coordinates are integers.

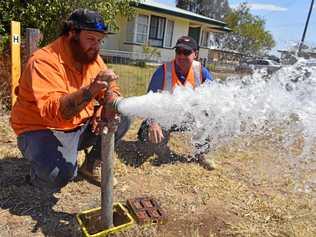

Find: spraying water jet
<box><xmin>114</xmin><ymin>60</ymin><xmax>316</xmax><ymax>192</ymax></box>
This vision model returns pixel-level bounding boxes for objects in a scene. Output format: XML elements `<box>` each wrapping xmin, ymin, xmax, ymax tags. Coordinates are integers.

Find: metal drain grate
<box><xmin>126</xmin><ymin>197</ymin><xmax>167</xmax><ymax>225</ymax></box>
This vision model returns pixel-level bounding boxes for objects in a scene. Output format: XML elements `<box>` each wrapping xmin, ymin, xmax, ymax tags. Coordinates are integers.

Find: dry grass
<box><xmin>0</xmin><ymin>53</ymin><xmax>12</xmax><ymax>112</ymax></box>
<box><xmin>0</xmin><ymin>115</ymin><xmax>315</xmax><ymax>237</ymax></box>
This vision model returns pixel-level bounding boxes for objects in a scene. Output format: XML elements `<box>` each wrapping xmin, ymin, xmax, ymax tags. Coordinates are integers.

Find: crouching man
<box><xmin>10</xmin><ymin>9</ymin><xmax>130</xmax><ymax>192</ymax></box>
<box><xmin>137</xmin><ymin>36</ymin><xmax>215</xmax><ymax>170</ymax></box>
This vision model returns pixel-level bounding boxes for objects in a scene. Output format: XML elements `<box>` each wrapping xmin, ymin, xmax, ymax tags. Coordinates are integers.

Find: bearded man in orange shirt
<box><xmin>10</xmin><ymin>9</ymin><xmax>130</xmax><ymax>192</ymax></box>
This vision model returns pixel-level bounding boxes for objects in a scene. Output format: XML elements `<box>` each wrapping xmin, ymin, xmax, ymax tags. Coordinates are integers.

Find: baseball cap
<box><xmin>67</xmin><ymin>9</ymin><xmax>108</xmax><ymax>33</ymax></box>
<box><xmin>174</xmin><ymin>36</ymin><xmax>198</xmax><ymax>51</ymax></box>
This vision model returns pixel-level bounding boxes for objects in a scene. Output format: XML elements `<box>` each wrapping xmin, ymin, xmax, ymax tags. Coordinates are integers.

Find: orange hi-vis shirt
<box><xmin>162</xmin><ymin>60</ymin><xmax>202</xmax><ymax>93</ymax></box>
<box><xmin>10</xmin><ymin>36</ymin><xmax>120</xmax><ymax>135</ymax></box>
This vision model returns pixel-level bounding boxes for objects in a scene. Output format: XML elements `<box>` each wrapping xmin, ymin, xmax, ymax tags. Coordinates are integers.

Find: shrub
<box><xmin>135</xmin><ymin>60</ymin><xmax>147</xmax><ymax>68</ymax></box>
<box><xmin>207</xmin><ymin>63</ymin><xmax>216</xmax><ymax>72</ymax></box>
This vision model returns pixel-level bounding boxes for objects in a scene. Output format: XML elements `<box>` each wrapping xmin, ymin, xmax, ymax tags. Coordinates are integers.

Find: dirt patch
<box><xmin>0</xmin><ymin>117</ymin><xmax>315</xmax><ymax>237</ymax></box>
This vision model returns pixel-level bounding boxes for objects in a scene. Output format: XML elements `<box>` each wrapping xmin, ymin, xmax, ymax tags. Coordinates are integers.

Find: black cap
<box><xmin>67</xmin><ymin>9</ymin><xmax>108</xmax><ymax>33</ymax></box>
<box><xmin>174</xmin><ymin>36</ymin><xmax>198</xmax><ymax>51</ymax></box>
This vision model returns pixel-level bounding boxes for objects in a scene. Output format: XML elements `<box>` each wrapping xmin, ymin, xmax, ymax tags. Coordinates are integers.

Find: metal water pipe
<box><xmin>100</xmin><ymin>96</ymin><xmax>125</xmax><ymax>228</ymax></box>
<box><xmin>99</xmin><ymin>92</ymin><xmax>140</xmax><ymax>227</ymax></box>
<box><xmin>101</xmin><ymin>129</ymin><xmax>114</xmax><ymax>228</ymax></box>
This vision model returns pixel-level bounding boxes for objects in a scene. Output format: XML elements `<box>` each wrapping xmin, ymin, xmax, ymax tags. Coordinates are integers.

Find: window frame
<box><xmin>126</xmin><ymin>17</ymin><xmax>136</xmax><ymax>43</ymax></box>
<box><xmin>125</xmin><ymin>14</ymin><xmax>177</xmax><ymax>49</ymax></box>
<box><xmin>200</xmin><ymin>29</ymin><xmax>210</xmax><ymax>48</ymax></box>
<box><xmin>148</xmin><ymin>15</ymin><xmax>166</xmax><ymax>47</ymax></box>
<box><xmin>135</xmin><ymin>14</ymin><xmax>149</xmax><ymax>44</ymax></box>
<box><xmin>164</xmin><ymin>19</ymin><xmax>174</xmax><ymax>48</ymax></box>
<box><xmin>126</xmin><ymin>14</ymin><xmax>150</xmax><ymax>44</ymax></box>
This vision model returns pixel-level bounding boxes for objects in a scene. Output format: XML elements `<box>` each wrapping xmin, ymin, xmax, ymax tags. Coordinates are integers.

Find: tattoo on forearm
<box><xmin>62</xmin><ymin>99</ymin><xmax>79</xmax><ymax>119</ymax></box>
<box><xmin>60</xmin><ymin>93</ymin><xmax>90</xmax><ymax>120</ymax></box>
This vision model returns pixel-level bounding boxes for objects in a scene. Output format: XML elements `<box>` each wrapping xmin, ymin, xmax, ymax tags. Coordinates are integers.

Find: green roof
<box><xmin>133</xmin><ymin>0</ymin><xmax>230</xmax><ymax>32</ymax></box>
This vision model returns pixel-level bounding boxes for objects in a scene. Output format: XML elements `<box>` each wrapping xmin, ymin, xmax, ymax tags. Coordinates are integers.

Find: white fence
<box><xmin>100</xmin><ymin>49</ymin><xmax>162</xmax><ymax>65</ymax></box>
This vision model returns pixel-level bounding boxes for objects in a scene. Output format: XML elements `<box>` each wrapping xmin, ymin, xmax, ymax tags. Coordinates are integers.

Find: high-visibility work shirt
<box><xmin>10</xmin><ymin>36</ymin><xmax>120</xmax><ymax>135</ymax></box>
<box><xmin>147</xmin><ymin>61</ymin><xmax>213</xmax><ymax>93</ymax></box>
<box><xmin>163</xmin><ymin>60</ymin><xmax>202</xmax><ymax>92</ymax></box>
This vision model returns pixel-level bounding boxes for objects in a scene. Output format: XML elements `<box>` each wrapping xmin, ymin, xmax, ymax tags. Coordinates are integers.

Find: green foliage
<box><xmin>176</xmin><ymin>1</ymin><xmax>274</xmax><ymax>55</ymax></box>
<box><xmin>142</xmin><ymin>41</ymin><xmax>161</xmax><ymax>58</ymax></box>
<box><xmin>176</xmin><ymin>0</ymin><xmax>230</xmax><ymax>21</ymax></box>
<box><xmin>206</xmin><ymin>63</ymin><xmax>216</xmax><ymax>72</ymax></box>
<box><xmin>142</xmin><ymin>40</ymin><xmax>161</xmax><ymax>62</ymax></box>
<box><xmin>0</xmin><ymin>35</ymin><xmax>9</xmax><ymax>54</ymax></box>
<box><xmin>135</xmin><ymin>60</ymin><xmax>147</xmax><ymax>68</ymax></box>
<box><xmin>134</xmin><ymin>41</ymin><xmax>162</xmax><ymax>68</ymax></box>
<box><xmin>0</xmin><ymin>0</ymin><xmax>139</xmax><ymax>46</ymax></box>
<box><xmin>223</xmin><ymin>3</ymin><xmax>275</xmax><ymax>55</ymax></box>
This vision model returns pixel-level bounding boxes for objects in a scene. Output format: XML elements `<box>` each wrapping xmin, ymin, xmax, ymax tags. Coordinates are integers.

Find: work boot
<box><xmin>78</xmin><ymin>159</ymin><xmax>118</xmax><ymax>186</ymax></box>
<box><xmin>152</xmin><ymin>144</ymin><xmax>173</xmax><ymax>165</ymax></box>
<box><xmin>196</xmin><ymin>154</ymin><xmax>216</xmax><ymax>171</ymax></box>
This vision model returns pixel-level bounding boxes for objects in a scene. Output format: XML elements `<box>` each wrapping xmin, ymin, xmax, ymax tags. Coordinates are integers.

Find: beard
<box><xmin>69</xmin><ymin>34</ymin><xmax>98</xmax><ymax>64</ymax></box>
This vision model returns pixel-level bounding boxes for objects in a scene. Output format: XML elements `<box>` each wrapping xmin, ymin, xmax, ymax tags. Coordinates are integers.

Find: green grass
<box><xmin>108</xmin><ymin>64</ymin><xmax>156</xmax><ymax>97</ymax></box>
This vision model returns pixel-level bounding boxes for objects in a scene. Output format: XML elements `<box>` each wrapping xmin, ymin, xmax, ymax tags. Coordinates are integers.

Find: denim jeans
<box><xmin>17</xmin><ymin>116</ymin><xmax>131</xmax><ymax>192</ymax></box>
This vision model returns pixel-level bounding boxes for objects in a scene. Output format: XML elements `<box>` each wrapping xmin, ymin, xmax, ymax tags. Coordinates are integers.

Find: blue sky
<box><xmin>158</xmin><ymin>0</ymin><xmax>316</xmax><ymax>53</ymax></box>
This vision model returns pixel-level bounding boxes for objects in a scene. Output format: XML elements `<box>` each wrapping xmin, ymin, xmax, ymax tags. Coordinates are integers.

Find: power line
<box><xmin>298</xmin><ymin>0</ymin><xmax>314</xmax><ymax>54</ymax></box>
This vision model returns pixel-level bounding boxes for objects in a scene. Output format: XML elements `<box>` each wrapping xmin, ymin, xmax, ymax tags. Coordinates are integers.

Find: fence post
<box><xmin>25</xmin><ymin>28</ymin><xmax>42</xmax><ymax>58</ymax></box>
<box><xmin>11</xmin><ymin>21</ymin><xmax>21</xmax><ymax>107</ymax></box>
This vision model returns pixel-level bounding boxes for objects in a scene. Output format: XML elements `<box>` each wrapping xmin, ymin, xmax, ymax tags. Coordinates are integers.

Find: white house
<box><xmin>101</xmin><ymin>0</ymin><xmax>230</xmax><ymax>63</ymax></box>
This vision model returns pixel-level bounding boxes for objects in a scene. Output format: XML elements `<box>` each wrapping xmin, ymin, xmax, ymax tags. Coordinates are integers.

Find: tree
<box><xmin>221</xmin><ymin>3</ymin><xmax>275</xmax><ymax>55</ymax></box>
<box><xmin>0</xmin><ymin>0</ymin><xmax>138</xmax><ymax>46</ymax></box>
<box><xmin>176</xmin><ymin>0</ymin><xmax>230</xmax><ymax>21</ymax></box>
<box><xmin>176</xmin><ymin>1</ymin><xmax>275</xmax><ymax>55</ymax></box>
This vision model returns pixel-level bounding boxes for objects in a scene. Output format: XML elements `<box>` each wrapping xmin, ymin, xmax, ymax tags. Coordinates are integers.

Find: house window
<box><xmin>126</xmin><ymin>15</ymin><xmax>149</xmax><ymax>43</ymax></box>
<box><xmin>126</xmin><ymin>18</ymin><xmax>135</xmax><ymax>42</ymax></box>
<box><xmin>136</xmin><ymin>15</ymin><xmax>149</xmax><ymax>43</ymax></box>
<box><xmin>201</xmin><ymin>30</ymin><xmax>210</xmax><ymax>47</ymax></box>
<box><xmin>149</xmin><ymin>15</ymin><xmax>166</xmax><ymax>47</ymax></box>
<box><xmin>126</xmin><ymin>14</ymin><xmax>174</xmax><ymax>48</ymax></box>
<box><xmin>164</xmin><ymin>20</ymin><xmax>174</xmax><ymax>47</ymax></box>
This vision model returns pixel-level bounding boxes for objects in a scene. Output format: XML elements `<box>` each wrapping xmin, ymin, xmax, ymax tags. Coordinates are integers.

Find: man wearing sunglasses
<box><xmin>10</xmin><ymin>9</ymin><xmax>130</xmax><ymax>192</ymax></box>
<box><xmin>137</xmin><ymin>36</ymin><xmax>215</xmax><ymax>170</ymax></box>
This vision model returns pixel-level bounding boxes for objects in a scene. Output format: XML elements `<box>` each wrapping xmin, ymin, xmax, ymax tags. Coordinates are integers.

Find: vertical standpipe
<box><xmin>99</xmin><ymin>96</ymin><xmax>125</xmax><ymax>228</ymax></box>
<box><xmin>101</xmin><ymin>131</ymin><xmax>114</xmax><ymax>228</ymax></box>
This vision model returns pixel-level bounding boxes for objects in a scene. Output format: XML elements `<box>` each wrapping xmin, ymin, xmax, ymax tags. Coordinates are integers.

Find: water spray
<box><xmin>114</xmin><ymin>60</ymin><xmax>316</xmax><ymax>190</ymax></box>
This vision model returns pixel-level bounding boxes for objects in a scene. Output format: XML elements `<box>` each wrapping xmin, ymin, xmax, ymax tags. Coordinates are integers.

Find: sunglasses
<box><xmin>175</xmin><ymin>48</ymin><xmax>193</xmax><ymax>56</ymax></box>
